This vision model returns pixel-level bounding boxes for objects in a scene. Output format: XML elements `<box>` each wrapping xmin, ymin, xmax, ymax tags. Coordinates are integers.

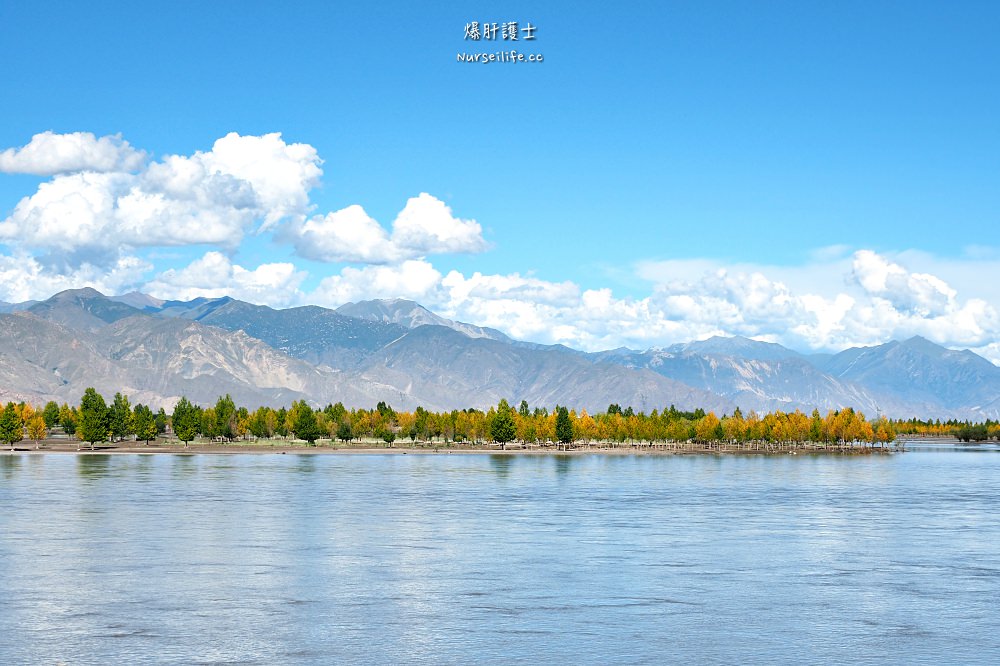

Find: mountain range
<box><xmin>0</xmin><ymin>288</ymin><xmax>997</xmax><ymax>420</ymax></box>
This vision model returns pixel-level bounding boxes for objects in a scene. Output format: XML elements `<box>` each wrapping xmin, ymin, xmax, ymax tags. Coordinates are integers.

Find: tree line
<box><xmin>0</xmin><ymin>388</ymin><xmax>934</xmax><ymax>450</ymax></box>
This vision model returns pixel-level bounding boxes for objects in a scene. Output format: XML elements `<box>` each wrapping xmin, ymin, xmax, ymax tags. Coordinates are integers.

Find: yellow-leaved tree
<box><xmin>27</xmin><ymin>415</ymin><xmax>47</xmax><ymax>449</ymax></box>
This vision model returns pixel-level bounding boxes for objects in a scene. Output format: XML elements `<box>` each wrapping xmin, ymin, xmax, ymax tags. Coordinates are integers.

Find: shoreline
<box><xmin>2</xmin><ymin>439</ymin><xmax>901</xmax><ymax>456</ymax></box>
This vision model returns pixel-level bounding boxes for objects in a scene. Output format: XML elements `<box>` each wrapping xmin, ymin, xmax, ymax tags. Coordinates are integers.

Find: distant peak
<box><xmin>111</xmin><ymin>291</ymin><xmax>165</xmax><ymax>309</ymax></box>
<box><xmin>55</xmin><ymin>287</ymin><xmax>105</xmax><ymax>299</ymax></box>
<box><xmin>900</xmin><ymin>335</ymin><xmax>942</xmax><ymax>352</ymax></box>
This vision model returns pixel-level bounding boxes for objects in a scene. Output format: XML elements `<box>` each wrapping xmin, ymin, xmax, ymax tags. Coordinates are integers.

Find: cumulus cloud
<box><xmin>291</xmin><ymin>193</ymin><xmax>486</xmax><ymax>264</ymax></box>
<box><xmin>851</xmin><ymin>249</ymin><xmax>956</xmax><ymax>316</ymax></box>
<box><xmin>295</xmin><ymin>205</ymin><xmax>400</xmax><ymax>264</ymax></box>
<box><xmin>144</xmin><ymin>251</ymin><xmax>306</xmax><ymax>307</ymax></box>
<box><xmin>0</xmin><ymin>131</ymin><xmax>147</xmax><ymax>175</ymax></box>
<box><xmin>300</xmin><ymin>249</ymin><xmax>1000</xmax><ymax>358</ymax></box>
<box><xmin>0</xmin><ymin>132</ymin><xmax>483</xmax><ymax>272</ymax></box>
<box><xmin>0</xmin><ymin>132</ymin><xmax>321</xmax><ymax>265</ymax></box>
<box><xmin>391</xmin><ymin>193</ymin><xmax>487</xmax><ymax>255</ymax></box>
<box><xmin>2</xmin><ymin>131</ymin><xmax>997</xmax><ymax>362</ymax></box>
<box><xmin>147</xmin><ymin>132</ymin><xmax>321</xmax><ymax>229</ymax></box>
<box><xmin>636</xmin><ymin>250</ymin><xmax>1000</xmax><ymax>353</ymax></box>
<box><xmin>311</xmin><ymin>260</ymin><xmax>444</xmax><ymax>304</ymax></box>
<box><xmin>0</xmin><ymin>252</ymin><xmax>150</xmax><ymax>303</ymax></box>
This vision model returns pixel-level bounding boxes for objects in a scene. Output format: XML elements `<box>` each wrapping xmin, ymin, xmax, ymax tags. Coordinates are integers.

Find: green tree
<box><xmin>108</xmin><ymin>392</ymin><xmax>134</xmax><ymax>442</ymax></box>
<box><xmin>414</xmin><ymin>406</ymin><xmax>429</xmax><ymax>440</ymax></box>
<box><xmin>336</xmin><ymin>420</ymin><xmax>353</xmax><ymax>443</ymax></box>
<box><xmin>380</xmin><ymin>428</ymin><xmax>396</xmax><ymax>447</ymax></box>
<box><xmin>292</xmin><ymin>401</ymin><xmax>322</xmax><ymax>445</ymax></box>
<box><xmin>172</xmin><ymin>396</ymin><xmax>200</xmax><ymax>447</ymax></box>
<box><xmin>60</xmin><ymin>404</ymin><xmax>77</xmax><ymax>436</ymax></box>
<box><xmin>490</xmin><ymin>399</ymin><xmax>516</xmax><ymax>450</ymax></box>
<box><xmin>275</xmin><ymin>407</ymin><xmax>289</xmax><ymax>437</ymax></box>
<box><xmin>215</xmin><ymin>394</ymin><xmax>237</xmax><ymax>441</ymax></box>
<box><xmin>375</xmin><ymin>401</ymin><xmax>395</xmax><ymax>420</ymax></box>
<box><xmin>42</xmin><ymin>401</ymin><xmax>61</xmax><ymax>428</ymax></box>
<box><xmin>249</xmin><ymin>406</ymin><xmax>271</xmax><ymax>439</ymax></box>
<box><xmin>79</xmin><ymin>388</ymin><xmax>109</xmax><ymax>450</ymax></box>
<box><xmin>154</xmin><ymin>408</ymin><xmax>168</xmax><ymax>434</ymax></box>
<box><xmin>133</xmin><ymin>404</ymin><xmax>158</xmax><ymax>444</ymax></box>
<box><xmin>555</xmin><ymin>406</ymin><xmax>574</xmax><ymax>446</ymax></box>
<box><xmin>0</xmin><ymin>403</ymin><xmax>23</xmax><ymax>450</ymax></box>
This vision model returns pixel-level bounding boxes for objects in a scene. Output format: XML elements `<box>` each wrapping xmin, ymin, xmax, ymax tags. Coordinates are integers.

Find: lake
<box><xmin>1</xmin><ymin>445</ymin><xmax>999</xmax><ymax>664</ymax></box>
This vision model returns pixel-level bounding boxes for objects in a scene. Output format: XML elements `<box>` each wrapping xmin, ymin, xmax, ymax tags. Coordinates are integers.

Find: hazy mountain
<box><xmin>109</xmin><ymin>291</ymin><xmax>166</xmax><ymax>311</ymax></box>
<box><xmin>0</xmin><ymin>312</ymin><xmax>128</xmax><ymax>405</ymax></box>
<box><xmin>3</xmin><ymin>289</ymin><xmax>998</xmax><ymax>419</ymax></box>
<box><xmin>0</xmin><ymin>300</ymin><xmax>37</xmax><ymax>314</ymax></box>
<box><xmin>0</xmin><ymin>289</ymin><xmax>737</xmax><ymax>413</ymax></box>
<box><xmin>27</xmin><ymin>288</ymin><xmax>146</xmax><ymax>333</ymax></box>
<box><xmin>670</xmin><ymin>335</ymin><xmax>806</xmax><ymax>362</ymax></box>
<box><xmin>337</xmin><ymin>299</ymin><xmax>511</xmax><ymax>342</ymax></box>
<box><xmin>355</xmin><ymin>324</ymin><xmax>736</xmax><ymax>413</ymax></box>
<box><xmin>594</xmin><ymin>342</ymin><xmax>883</xmax><ymax>416</ymax></box>
<box><xmin>0</xmin><ymin>309</ymin><xmax>395</xmax><ymax>409</ymax></box>
<box><xmin>152</xmin><ymin>297</ymin><xmax>409</xmax><ymax>369</ymax></box>
<box><xmin>596</xmin><ymin>334</ymin><xmax>1000</xmax><ymax>420</ymax></box>
<box><xmin>820</xmin><ymin>336</ymin><xmax>1000</xmax><ymax>420</ymax></box>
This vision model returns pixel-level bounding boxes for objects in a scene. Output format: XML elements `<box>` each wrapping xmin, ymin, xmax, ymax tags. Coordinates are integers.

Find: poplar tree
<box><xmin>292</xmin><ymin>401</ymin><xmax>322</xmax><ymax>445</ymax></box>
<box><xmin>490</xmin><ymin>399</ymin><xmax>516</xmax><ymax>450</ymax></box>
<box><xmin>0</xmin><ymin>403</ymin><xmax>23</xmax><ymax>451</ymax></box>
<box><xmin>79</xmin><ymin>388</ymin><xmax>109</xmax><ymax>450</ymax></box>
<box><xmin>172</xmin><ymin>396</ymin><xmax>200</xmax><ymax>447</ymax></box>
<box><xmin>108</xmin><ymin>392</ymin><xmax>134</xmax><ymax>442</ymax></box>
<box><xmin>43</xmin><ymin>401</ymin><xmax>61</xmax><ymax>428</ymax></box>
<box><xmin>27</xmin><ymin>415</ymin><xmax>47</xmax><ymax>449</ymax></box>
<box><xmin>133</xmin><ymin>404</ymin><xmax>158</xmax><ymax>444</ymax></box>
<box><xmin>555</xmin><ymin>406</ymin><xmax>574</xmax><ymax>445</ymax></box>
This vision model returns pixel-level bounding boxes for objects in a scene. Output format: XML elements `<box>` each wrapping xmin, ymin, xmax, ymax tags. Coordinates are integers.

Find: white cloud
<box><xmin>144</xmin><ymin>251</ymin><xmax>306</xmax><ymax>307</ymax></box>
<box><xmin>391</xmin><ymin>193</ymin><xmax>487</xmax><ymax>255</ymax></box>
<box><xmin>0</xmin><ymin>131</ymin><xmax>147</xmax><ymax>175</ymax></box>
<box><xmin>294</xmin><ymin>205</ymin><xmax>400</xmax><ymax>264</ymax></box>
<box><xmin>851</xmin><ymin>249</ymin><xmax>956</xmax><ymax>316</ymax></box>
<box><xmin>2</xmin><ymin>130</ymin><xmax>998</xmax><ymax>364</ymax></box>
<box><xmin>261</xmin><ymin>249</ymin><xmax>997</xmax><ymax>361</ymax></box>
<box><xmin>146</xmin><ymin>132</ymin><xmax>321</xmax><ymax>230</ymax></box>
<box><xmin>0</xmin><ymin>252</ymin><xmax>150</xmax><ymax>303</ymax></box>
<box><xmin>0</xmin><ymin>132</ymin><xmax>321</xmax><ymax>265</ymax></box>
<box><xmin>290</xmin><ymin>193</ymin><xmax>486</xmax><ymax>264</ymax></box>
<box><xmin>311</xmin><ymin>260</ymin><xmax>443</xmax><ymax>304</ymax></box>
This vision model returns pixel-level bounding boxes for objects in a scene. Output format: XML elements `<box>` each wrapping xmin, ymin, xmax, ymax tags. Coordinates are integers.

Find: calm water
<box><xmin>1</xmin><ymin>446</ymin><xmax>999</xmax><ymax>665</ymax></box>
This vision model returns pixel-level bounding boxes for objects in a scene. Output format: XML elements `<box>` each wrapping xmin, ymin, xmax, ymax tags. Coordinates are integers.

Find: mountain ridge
<box><xmin>2</xmin><ymin>288</ymin><xmax>997</xmax><ymax>419</ymax></box>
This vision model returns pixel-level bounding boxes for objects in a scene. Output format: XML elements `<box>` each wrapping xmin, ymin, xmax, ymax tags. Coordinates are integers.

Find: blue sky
<box><xmin>1</xmin><ymin>2</ymin><xmax>999</xmax><ymax>359</ymax></box>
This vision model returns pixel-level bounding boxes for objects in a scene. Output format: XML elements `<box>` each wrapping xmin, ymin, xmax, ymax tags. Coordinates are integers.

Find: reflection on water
<box><xmin>76</xmin><ymin>453</ymin><xmax>112</xmax><ymax>479</ymax></box>
<box><xmin>0</xmin><ymin>450</ymin><xmax>999</xmax><ymax>664</ymax></box>
<box><xmin>488</xmin><ymin>453</ymin><xmax>511</xmax><ymax>477</ymax></box>
<box><xmin>0</xmin><ymin>454</ymin><xmax>21</xmax><ymax>479</ymax></box>
<box><xmin>295</xmin><ymin>453</ymin><xmax>316</xmax><ymax>474</ymax></box>
<box><xmin>171</xmin><ymin>453</ymin><xmax>199</xmax><ymax>478</ymax></box>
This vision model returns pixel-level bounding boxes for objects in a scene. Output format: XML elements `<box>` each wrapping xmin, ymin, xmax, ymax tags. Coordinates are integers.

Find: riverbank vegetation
<box><xmin>2</xmin><ymin>388</ymin><xmax>997</xmax><ymax>451</ymax></box>
<box><xmin>0</xmin><ymin>390</ymin><xmax>866</xmax><ymax>448</ymax></box>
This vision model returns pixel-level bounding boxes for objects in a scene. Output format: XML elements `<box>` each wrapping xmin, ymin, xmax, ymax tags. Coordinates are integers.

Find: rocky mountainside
<box><xmin>356</xmin><ymin>324</ymin><xmax>735</xmax><ymax>413</ymax></box>
<box><xmin>0</xmin><ymin>289</ymin><xmax>735</xmax><ymax>413</ymax></box>
<box><xmin>337</xmin><ymin>298</ymin><xmax>511</xmax><ymax>342</ymax></box>
<box><xmin>148</xmin><ymin>297</ymin><xmax>408</xmax><ymax>369</ymax></box>
<box><xmin>595</xmin><ymin>343</ymin><xmax>883</xmax><ymax>416</ymax></box>
<box><xmin>819</xmin><ymin>336</ymin><xmax>1000</xmax><ymax>420</ymax></box>
<box><xmin>3</xmin><ymin>288</ymin><xmax>998</xmax><ymax>418</ymax></box>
